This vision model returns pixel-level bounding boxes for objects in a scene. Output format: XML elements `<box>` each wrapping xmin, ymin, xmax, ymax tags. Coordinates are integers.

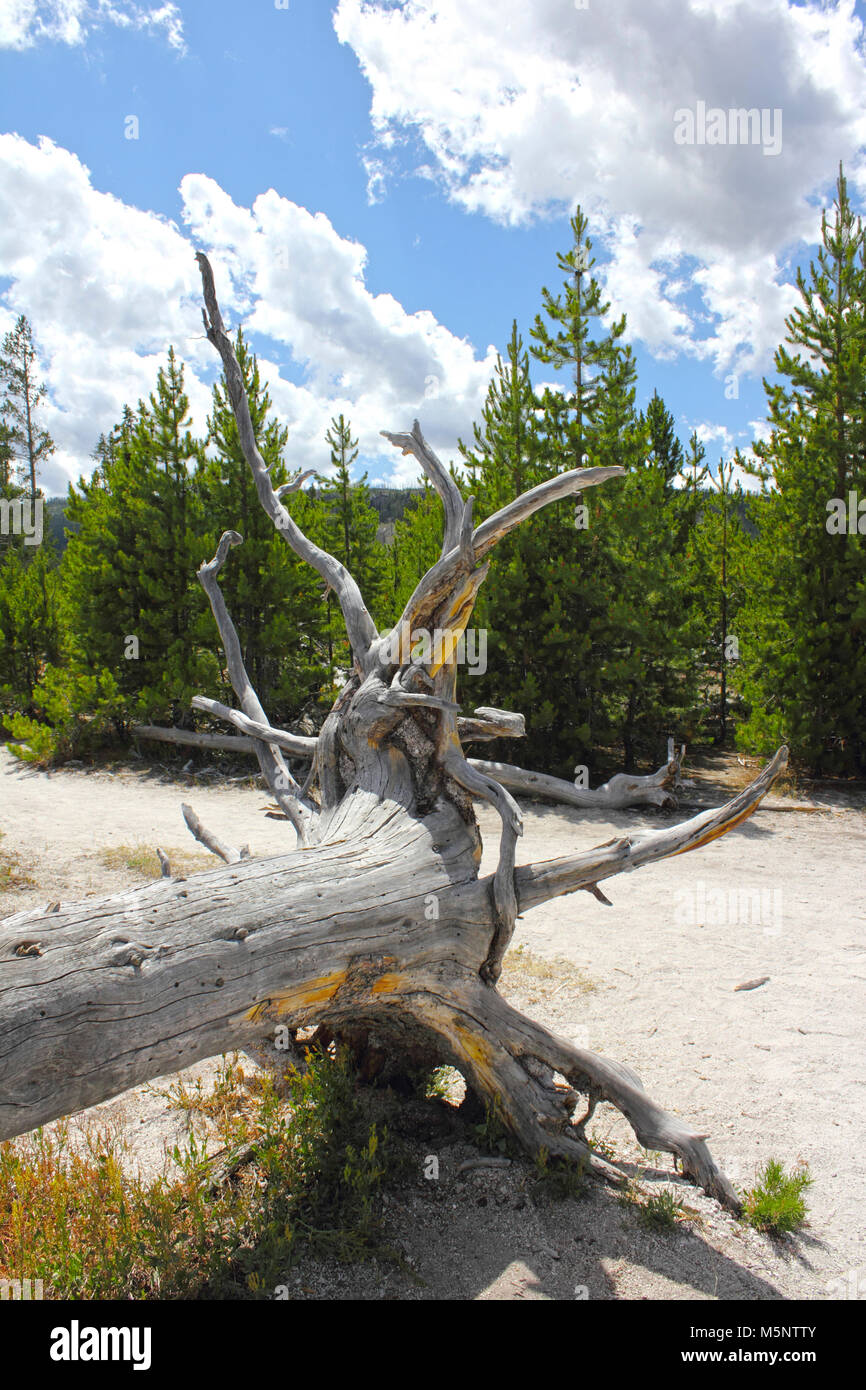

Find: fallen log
<box><xmin>0</xmin><ymin>255</ymin><xmax>790</xmax><ymax>1218</ymax></box>
<box><xmin>131</xmin><ymin>719</ymin><xmax>688</xmax><ymax>812</ymax></box>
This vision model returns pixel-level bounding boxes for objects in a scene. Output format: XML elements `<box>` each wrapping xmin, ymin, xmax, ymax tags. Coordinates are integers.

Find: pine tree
<box><xmin>0</xmin><ymin>543</ymin><xmax>62</xmax><ymax>712</ymax></box>
<box><xmin>315</xmin><ymin>414</ymin><xmax>388</xmax><ymax>683</ymax></box>
<box><xmin>386</xmin><ymin>481</ymin><xmax>443</xmax><ymax>624</ymax></box>
<box><xmin>0</xmin><ymin>419</ymin><xmax>14</xmax><ymax>491</ymax></box>
<box><xmin>457</xmin><ymin>321</ymin><xmax>605</xmax><ymax>772</ymax></box>
<box><xmin>737</xmin><ymin>165</ymin><xmax>866</xmax><ymax>772</ymax></box>
<box><xmin>63</xmin><ymin>352</ymin><xmax>209</xmax><ymax>723</ymax></box>
<box><xmin>592</xmin><ymin>377</ymin><xmax>700</xmax><ymax>766</ymax></box>
<box><xmin>530</xmin><ymin>207</ymin><xmax>628</xmax><ymax>470</ymax></box>
<box><xmin>460</xmin><ymin>321</ymin><xmax>546</xmax><ymax>502</ymax></box>
<box><xmin>689</xmin><ymin>454</ymin><xmax>751</xmax><ymax>744</ymax></box>
<box><xmin>0</xmin><ymin>315</ymin><xmax>54</xmax><ymax>497</ymax></box>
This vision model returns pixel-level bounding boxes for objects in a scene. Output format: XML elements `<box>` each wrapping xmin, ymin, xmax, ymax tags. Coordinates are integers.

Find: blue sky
<box><xmin>1</xmin><ymin>0</ymin><xmax>865</xmax><ymax>494</ymax></box>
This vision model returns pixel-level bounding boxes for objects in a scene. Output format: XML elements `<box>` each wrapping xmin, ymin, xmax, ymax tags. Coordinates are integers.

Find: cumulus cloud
<box><xmin>0</xmin><ymin>135</ymin><xmax>498</xmax><ymax>491</ymax></box>
<box><xmin>0</xmin><ymin>0</ymin><xmax>185</xmax><ymax>52</ymax></box>
<box><xmin>179</xmin><ymin>173</ymin><xmax>499</xmax><ymax>482</ymax></box>
<box><xmin>334</xmin><ymin>0</ymin><xmax>866</xmax><ymax>377</ymax></box>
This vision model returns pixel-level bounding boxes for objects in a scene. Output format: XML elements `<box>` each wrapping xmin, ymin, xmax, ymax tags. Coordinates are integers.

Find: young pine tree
<box><xmin>592</xmin><ymin>377</ymin><xmax>700</xmax><ymax>766</ymax></box>
<box><xmin>530</xmin><ymin>207</ymin><xmax>629</xmax><ymax>471</ymax></box>
<box><xmin>0</xmin><ymin>315</ymin><xmax>54</xmax><ymax>498</ymax></box>
<box><xmin>457</xmin><ymin>320</ymin><xmax>605</xmax><ymax>773</ymax></box>
<box><xmin>63</xmin><ymin>352</ymin><xmax>209</xmax><ymax>724</ymax></box>
<box><xmin>737</xmin><ymin>165</ymin><xmax>866</xmax><ymax>772</ymax></box>
<box><xmin>314</xmin><ymin>414</ymin><xmax>388</xmax><ymax>683</ymax></box>
<box><xmin>689</xmin><ymin>453</ymin><xmax>751</xmax><ymax>745</ymax></box>
<box><xmin>385</xmin><ymin>480</ymin><xmax>443</xmax><ymax>625</ymax></box>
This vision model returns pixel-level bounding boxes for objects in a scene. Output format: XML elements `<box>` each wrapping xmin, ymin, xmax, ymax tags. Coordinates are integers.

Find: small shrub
<box><xmin>635</xmin><ymin>1187</ymin><xmax>685</xmax><ymax>1231</ymax></box>
<box><xmin>617</xmin><ymin>1178</ymin><xmax>695</xmax><ymax>1232</ymax></box>
<box><xmin>741</xmin><ymin>1159</ymin><xmax>812</xmax><ymax>1234</ymax></box>
<box><xmin>423</xmin><ymin>1065</ymin><xmax>463</xmax><ymax>1104</ymax></box>
<box><xmin>7</xmin><ymin>664</ymin><xmax>124</xmax><ymax>766</ymax></box>
<box><xmin>0</xmin><ymin>1046</ymin><xmax>407</xmax><ymax>1299</ymax></box>
<box><xmin>472</xmin><ymin>1095</ymin><xmax>514</xmax><ymax>1157</ymax></box>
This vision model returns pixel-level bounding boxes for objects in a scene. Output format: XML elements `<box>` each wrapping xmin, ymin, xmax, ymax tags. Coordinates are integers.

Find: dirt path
<box><xmin>1</xmin><ymin>746</ymin><xmax>863</xmax><ymax>1301</ymax></box>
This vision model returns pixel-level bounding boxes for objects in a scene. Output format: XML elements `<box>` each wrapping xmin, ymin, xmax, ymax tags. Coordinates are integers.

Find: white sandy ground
<box><xmin>1</xmin><ymin>745</ymin><xmax>864</xmax><ymax>1302</ymax></box>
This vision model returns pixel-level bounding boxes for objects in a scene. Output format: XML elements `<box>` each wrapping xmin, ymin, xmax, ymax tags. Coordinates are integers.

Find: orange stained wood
<box><xmin>244</xmin><ymin>969</ymin><xmax>347</xmax><ymax>1022</ymax></box>
<box><xmin>669</xmin><ymin>800</ymin><xmax>761</xmax><ymax>857</ymax></box>
<box><xmin>429</xmin><ymin>578</ymin><xmax>478</xmax><ymax>676</ymax></box>
<box><xmin>371</xmin><ymin>971</ymin><xmax>404</xmax><ymax>995</ymax></box>
<box><xmin>452</xmin><ymin>1021</ymin><xmax>498</xmax><ymax>1089</ymax></box>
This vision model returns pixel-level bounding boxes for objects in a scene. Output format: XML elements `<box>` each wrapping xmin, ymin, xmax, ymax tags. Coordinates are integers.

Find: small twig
<box><xmin>181</xmin><ymin>804</ymin><xmax>244</xmax><ymax>865</ymax></box>
<box><xmin>457</xmin><ymin>1157</ymin><xmax>513</xmax><ymax>1174</ymax></box>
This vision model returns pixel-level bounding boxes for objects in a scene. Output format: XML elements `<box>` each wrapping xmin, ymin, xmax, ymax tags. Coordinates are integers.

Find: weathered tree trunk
<box><xmin>0</xmin><ymin>257</ymin><xmax>789</xmax><ymax>1217</ymax></box>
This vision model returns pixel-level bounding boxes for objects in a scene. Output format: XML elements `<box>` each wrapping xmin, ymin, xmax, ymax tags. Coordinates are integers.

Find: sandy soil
<box><xmin>1</xmin><ymin>744</ymin><xmax>864</xmax><ymax>1302</ymax></box>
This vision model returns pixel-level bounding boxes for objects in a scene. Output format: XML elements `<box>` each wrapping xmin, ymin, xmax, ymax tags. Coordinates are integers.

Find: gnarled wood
<box><xmin>0</xmin><ymin>255</ymin><xmax>791</xmax><ymax>1221</ymax></box>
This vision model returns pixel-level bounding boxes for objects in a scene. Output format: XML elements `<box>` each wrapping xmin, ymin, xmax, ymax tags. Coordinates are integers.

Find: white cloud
<box><xmin>0</xmin><ymin>135</ymin><xmax>498</xmax><ymax>492</ymax></box>
<box><xmin>0</xmin><ymin>0</ymin><xmax>185</xmax><ymax>52</ymax></box>
<box><xmin>334</xmin><ymin>0</ymin><xmax>866</xmax><ymax>379</ymax></box>
<box><xmin>362</xmin><ymin>154</ymin><xmax>389</xmax><ymax>205</ymax></box>
<box><xmin>180</xmin><ymin>173</ymin><xmax>499</xmax><ymax>482</ymax></box>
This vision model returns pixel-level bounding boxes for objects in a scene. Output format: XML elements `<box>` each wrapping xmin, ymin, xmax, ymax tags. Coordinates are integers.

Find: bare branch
<box><xmin>381</xmin><ymin>419</ymin><xmax>466</xmax><ymax>554</ymax></box>
<box><xmin>473</xmin><ymin>465</ymin><xmax>623</xmax><ymax>560</ymax></box>
<box><xmin>389</xmin><ymin>463</ymin><xmax>621</xmax><ymax>642</ymax></box>
<box><xmin>181</xmin><ymin>803</ymin><xmax>247</xmax><ymax>865</ymax></box>
<box><xmin>514</xmin><ymin>746</ymin><xmax>789</xmax><ymax>912</ymax></box>
<box><xmin>197</xmin><ymin>530</ymin><xmax>316</xmax><ymax>844</ymax></box>
<box><xmin>191</xmin><ymin>696</ymin><xmax>318</xmax><ymax>759</ymax></box>
<box><xmin>274</xmin><ymin>468</ymin><xmax>319</xmax><ymax>500</ymax></box>
<box><xmin>457</xmin><ymin>707</ymin><xmax>525</xmax><ymax>743</ymax></box>
<box><xmin>196</xmin><ymin>251</ymin><xmax>378</xmax><ymax>667</ymax></box>
<box><xmin>132</xmin><ymin>723</ymin><xmax>256</xmax><ymax>753</ymax></box>
<box><xmin>470</xmin><ymin>753</ymin><xmax>681</xmax><ymax>809</ymax></box>
<box><xmin>441</xmin><ymin>744</ymin><xmax>522</xmax><ymax>982</ymax></box>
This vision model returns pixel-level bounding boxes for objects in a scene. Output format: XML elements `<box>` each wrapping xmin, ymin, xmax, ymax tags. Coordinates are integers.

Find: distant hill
<box><xmin>42</xmin><ymin>487</ymin><xmax>424</xmax><ymax>558</ymax></box>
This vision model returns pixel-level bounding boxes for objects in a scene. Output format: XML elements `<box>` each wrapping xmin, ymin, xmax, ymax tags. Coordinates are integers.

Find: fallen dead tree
<box><xmin>131</xmin><ymin>720</ymin><xmax>687</xmax><ymax>811</ymax></box>
<box><xmin>0</xmin><ymin>255</ymin><xmax>789</xmax><ymax>1214</ymax></box>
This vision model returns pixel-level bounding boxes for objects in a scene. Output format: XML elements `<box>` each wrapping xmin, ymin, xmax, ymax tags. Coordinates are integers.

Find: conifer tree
<box><xmin>63</xmin><ymin>352</ymin><xmax>208</xmax><ymax>723</ymax></box>
<box><xmin>689</xmin><ymin>453</ymin><xmax>750</xmax><ymax>745</ymax></box>
<box><xmin>458</xmin><ymin>321</ymin><xmax>605</xmax><ymax>772</ymax></box>
<box><xmin>0</xmin><ymin>544</ymin><xmax>62</xmax><ymax>711</ymax></box>
<box><xmin>386</xmin><ymin>480</ymin><xmax>443</xmax><ymax>624</ymax></box>
<box><xmin>530</xmin><ymin>207</ymin><xmax>628</xmax><ymax>470</ymax></box>
<box><xmin>0</xmin><ymin>315</ymin><xmax>54</xmax><ymax>497</ymax></box>
<box><xmin>0</xmin><ymin>419</ymin><xmax>14</xmax><ymax>492</ymax></box>
<box><xmin>315</xmin><ymin>414</ymin><xmax>388</xmax><ymax>683</ymax></box>
<box><xmin>737</xmin><ymin>165</ymin><xmax>866</xmax><ymax>772</ymax></box>
<box><xmin>592</xmin><ymin>377</ymin><xmax>700</xmax><ymax>765</ymax></box>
